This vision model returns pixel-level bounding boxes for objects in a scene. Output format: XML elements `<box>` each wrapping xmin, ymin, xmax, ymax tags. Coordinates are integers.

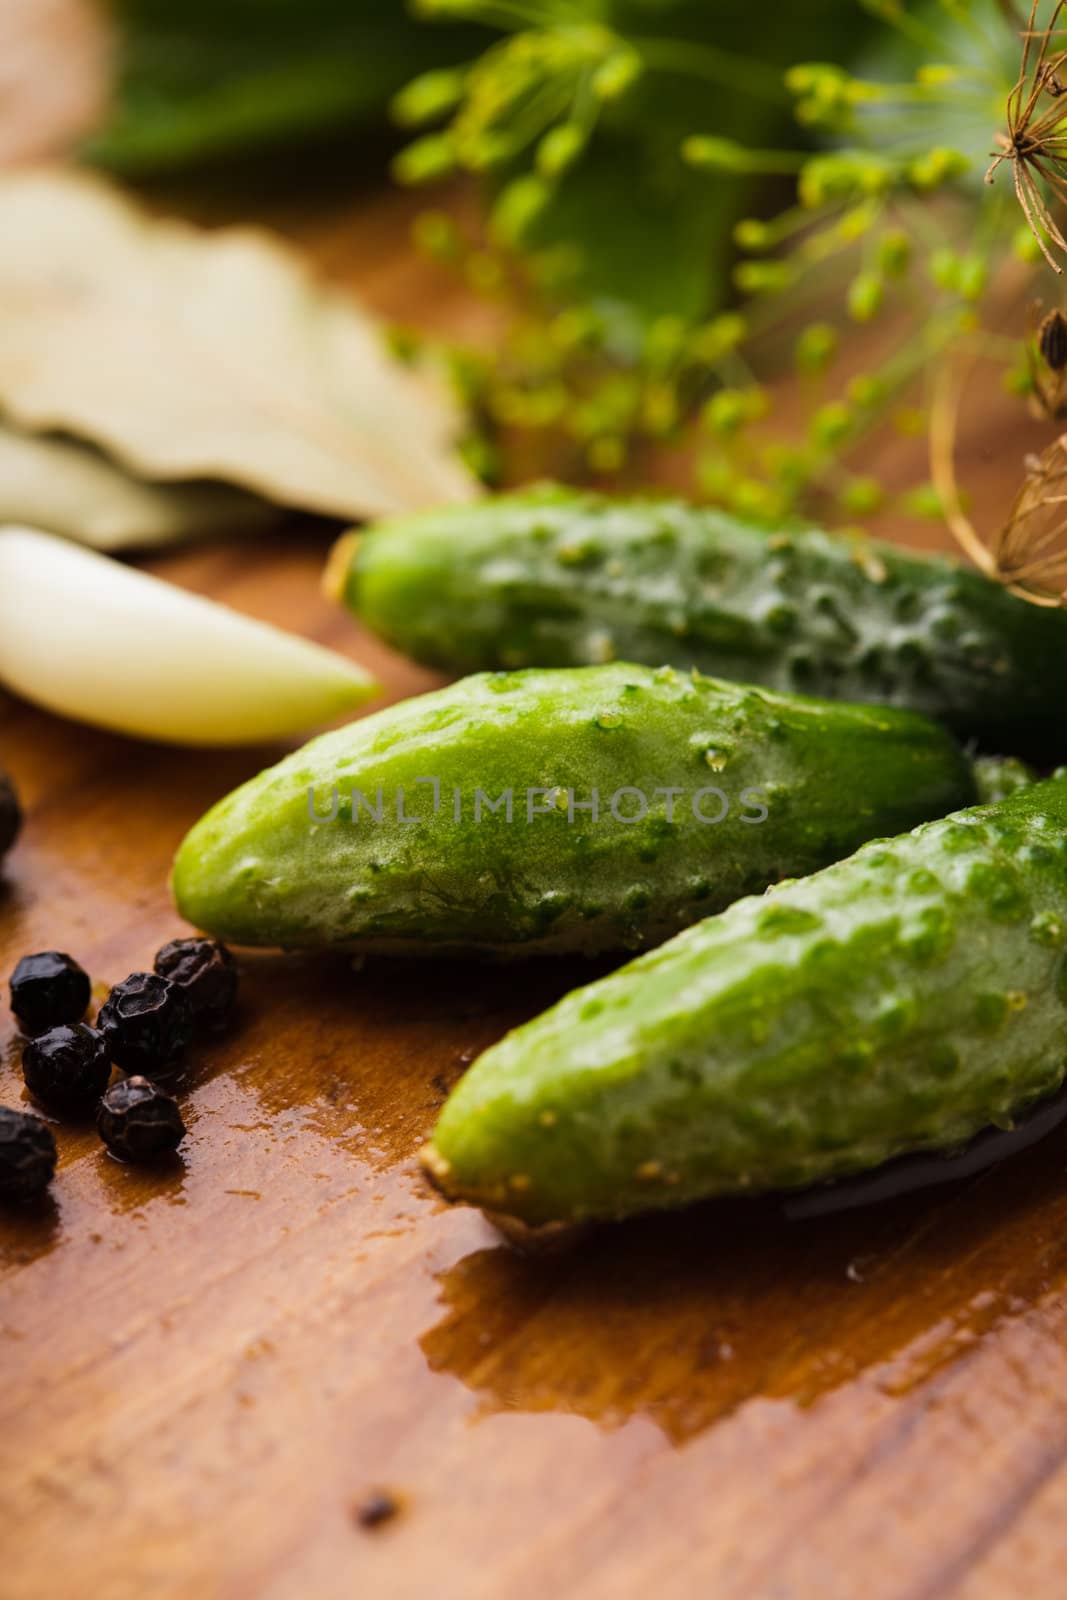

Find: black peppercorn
<box><xmin>98</xmin><ymin>972</ymin><xmax>193</xmax><ymax>1075</ymax></box>
<box><xmin>97</xmin><ymin>1076</ymin><xmax>185</xmax><ymax>1162</ymax></box>
<box><xmin>0</xmin><ymin>1106</ymin><xmax>57</xmax><ymax>1201</ymax></box>
<box><xmin>353</xmin><ymin>1490</ymin><xmax>401</xmax><ymax>1529</ymax></box>
<box><xmin>154</xmin><ymin>937</ymin><xmax>237</xmax><ymax>1032</ymax></box>
<box><xmin>22</xmin><ymin>1024</ymin><xmax>111</xmax><ymax>1116</ymax></box>
<box><xmin>9</xmin><ymin>951</ymin><xmax>91</xmax><ymax>1031</ymax></box>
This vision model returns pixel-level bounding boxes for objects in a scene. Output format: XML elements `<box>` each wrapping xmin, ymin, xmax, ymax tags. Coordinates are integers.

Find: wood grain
<box><xmin>2</xmin><ymin>183</ymin><xmax>1067</xmax><ymax>1600</ymax></box>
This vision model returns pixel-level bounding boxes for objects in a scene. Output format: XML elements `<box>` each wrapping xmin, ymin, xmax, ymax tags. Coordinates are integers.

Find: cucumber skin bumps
<box><xmin>172</xmin><ymin>663</ymin><xmax>975</xmax><ymax>958</ymax></box>
<box><xmin>424</xmin><ymin>777</ymin><xmax>1067</xmax><ymax>1226</ymax></box>
<box><xmin>337</xmin><ymin>486</ymin><xmax>1067</xmax><ymax>755</ymax></box>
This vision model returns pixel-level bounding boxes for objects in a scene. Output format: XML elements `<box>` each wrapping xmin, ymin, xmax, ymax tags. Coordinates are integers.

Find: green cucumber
<box><xmin>971</xmin><ymin>754</ymin><xmax>1039</xmax><ymax>805</ymax></box>
<box><xmin>172</xmin><ymin>662</ymin><xmax>975</xmax><ymax>957</ymax></box>
<box><xmin>422</xmin><ymin>775</ymin><xmax>1067</xmax><ymax>1226</ymax></box>
<box><xmin>333</xmin><ymin>485</ymin><xmax>1067</xmax><ymax>754</ymax></box>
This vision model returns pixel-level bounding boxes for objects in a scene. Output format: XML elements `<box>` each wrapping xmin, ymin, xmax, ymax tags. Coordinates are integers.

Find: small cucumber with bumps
<box><xmin>422</xmin><ymin>775</ymin><xmax>1067</xmax><ymax>1226</ymax></box>
<box><xmin>971</xmin><ymin>754</ymin><xmax>1038</xmax><ymax>804</ymax></box>
<box><xmin>172</xmin><ymin>662</ymin><xmax>975</xmax><ymax>958</ymax></box>
<box><xmin>333</xmin><ymin>485</ymin><xmax>1067</xmax><ymax>754</ymax></box>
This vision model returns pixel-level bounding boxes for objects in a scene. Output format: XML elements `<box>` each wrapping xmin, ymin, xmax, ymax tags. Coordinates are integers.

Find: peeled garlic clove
<box><xmin>0</xmin><ymin>525</ymin><xmax>379</xmax><ymax>746</ymax></box>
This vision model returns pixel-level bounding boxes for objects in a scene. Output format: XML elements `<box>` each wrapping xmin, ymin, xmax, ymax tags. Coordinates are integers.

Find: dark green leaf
<box><xmin>86</xmin><ymin>0</ymin><xmax>487</xmax><ymax>175</ymax></box>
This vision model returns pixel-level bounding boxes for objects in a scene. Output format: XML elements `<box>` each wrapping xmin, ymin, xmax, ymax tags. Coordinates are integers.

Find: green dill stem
<box><xmin>869</xmin><ymin>0</ymin><xmax>973</xmax><ymax>60</ymax></box>
<box><xmin>686</xmin><ymin>138</ymin><xmax>807</xmax><ymax>175</ymax></box>
<box><xmin>737</xmin><ymin>204</ymin><xmax>829</xmax><ymax>253</ymax></box>
<box><xmin>462</xmin><ymin>76</ymin><xmax>575</xmax><ymax>166</ymax></box>
<box><xmin>799</xmin><ymin>314</ymin><xmax>970</xmax><ymax>505</ymax></box>
<box><xmin>630</xmin><ymin>36</ymin><xmax>788</xmax><ymax>104</ymax></box>
<box><xmin>735</xmin><ymin>207</ymin><xmax>889</xmax><ymax>349</ymax></box>
<box><xmin>429</xmin><ymin>0</ymin><xmax>570</xmax><ymax>30</ymax></box>
<box><xmin>855</xmin><ymin>83</ymin><xmax>1002</xmax><ymax>112</ymax></box>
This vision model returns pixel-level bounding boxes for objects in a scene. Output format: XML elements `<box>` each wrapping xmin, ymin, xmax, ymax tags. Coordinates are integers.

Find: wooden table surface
<box><xmin>2</xmin><ymin>158</ymin><xmax>1067</xmax><ymax>1600</ymax></box>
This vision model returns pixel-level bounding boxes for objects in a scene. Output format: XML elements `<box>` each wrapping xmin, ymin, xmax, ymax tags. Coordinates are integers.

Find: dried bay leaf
<box><xmin>0</xmin><ymin>422</ymin><xmax>280</xmax><ymax>550</ymax></box>
<box><xmin>0</xmin><ymin>168</ymin><xmax>478</xmax><ymax>519</ymax></box>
